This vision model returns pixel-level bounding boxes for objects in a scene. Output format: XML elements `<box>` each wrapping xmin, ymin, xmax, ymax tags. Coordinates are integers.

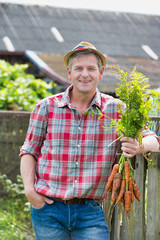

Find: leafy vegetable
<box><xmin>0</xmin><ymin>60</ymin><xmax>57</xmax><ymax>111</ymax></box>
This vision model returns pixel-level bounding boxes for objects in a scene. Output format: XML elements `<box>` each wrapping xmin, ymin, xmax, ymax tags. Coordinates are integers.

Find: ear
<box><xmin>99</xmin><ymin>66</ymin><xmax>104</xmax><ymax>80</ymax></box>
<box><xmin>67</xmin><ymin>67</ymin><xmax>72</xmax><ymax>80</ymax></box>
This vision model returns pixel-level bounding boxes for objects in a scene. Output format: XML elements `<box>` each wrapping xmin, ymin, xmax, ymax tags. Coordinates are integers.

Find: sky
<box><xmin>0</xmin><ymin>0</ymin><xmax>160</xmax><ymax>16</ymax></box>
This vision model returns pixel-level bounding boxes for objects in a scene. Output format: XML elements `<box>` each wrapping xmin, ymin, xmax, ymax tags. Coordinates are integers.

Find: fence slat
<box><xmin>132</xmin><ymin>155</ymin><xmax>146</xmax><ymax>240</ymax></box>
<box><xmin>146</xmin><ymin>152</ymin><xmax>160</xmax><ymax>240</ymax></box>
<box><xmin>120</xmin><ymin>155</ymin><xmax>146</xmax><ymax>240</ymax></box>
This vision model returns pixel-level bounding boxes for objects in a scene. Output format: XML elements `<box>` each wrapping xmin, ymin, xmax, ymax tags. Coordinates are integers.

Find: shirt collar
<box><xmin>58</xmin><ymin>85</ymin><xmax>72</xmax><ymax>108</ymax></box>
<box><xmin>58</xmin><ymin>85</ymin><xmax>102</xmax><ymax>110</ymax></box>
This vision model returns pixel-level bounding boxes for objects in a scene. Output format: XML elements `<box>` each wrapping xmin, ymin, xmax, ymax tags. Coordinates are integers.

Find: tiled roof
<box><xmin>0</xmin><ymin>3</ymin><xmax>160</xmax><ymax>59</ymax></box>
<box><xmin>0</xmin><ymin>3</ymin><xmax>160</xmax><ymax>92</ymax></box>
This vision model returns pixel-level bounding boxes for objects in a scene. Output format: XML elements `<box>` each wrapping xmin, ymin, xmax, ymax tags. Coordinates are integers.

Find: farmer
<box><xmin>20</xmin><ymin>41</ymin><xmax>160</xmax><ymax>240</ymax></box>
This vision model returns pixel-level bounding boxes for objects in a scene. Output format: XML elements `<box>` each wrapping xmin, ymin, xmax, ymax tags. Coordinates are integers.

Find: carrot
<box><xmin>105</xmin><ymin>164</ymin><xmax>119</xmax><ymax>192</ymax></box>
<box><xmin>133</xmin><ymin>182</ymin><xmax>141</xmax><ymax>202</ymax></box>
<box><xmin>116</xmin><ymin>179</ymin><xmax>125</xmax><ymax>204</ymax></box>
<box><xmin>107</xmin><ymin>182</ymin><xmax>113</xmax><ymax>192</ymax></box>
<box><xmin>124</xmin><ymin>191</ymin><xmax>132</xmax><ymax>214</ymax></box>
<box><xmin>128</xmin><ymin>177</ymin><xmax>134</xmax><ymax>203</ymax></box>
<box><xmin>111</xmin><ymin>172</ymin><xmax>122</xmax><ymax>204</ymax></box>
<box><xmin>124</xmin><ymin>160</ymin><xmax>130</xmax><ymax>188</ymax></box>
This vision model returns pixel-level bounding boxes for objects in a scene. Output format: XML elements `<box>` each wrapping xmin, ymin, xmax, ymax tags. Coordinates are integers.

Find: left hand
<box><xmin>120</xmin><ymin>136</ymin><xmax>140</xmax><ymax>158</ymax></box>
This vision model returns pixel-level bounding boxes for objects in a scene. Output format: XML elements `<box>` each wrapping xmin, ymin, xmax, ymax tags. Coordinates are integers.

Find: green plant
<box><xmin>0</xmin><ymin>60</ymin><xmax>57</xmax><ymax>111</ymax></box>
<box><xmin>0</xmin><ymin>174</ymin><xmax>30</xmax><ymax>211</ymax></box>
<box><xmin>0</xmin><ymin>174</ymin><xmax>34</xmax><ymax>239</ymax></box>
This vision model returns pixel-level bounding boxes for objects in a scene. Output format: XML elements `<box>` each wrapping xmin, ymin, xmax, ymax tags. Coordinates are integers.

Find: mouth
<box><xmin>79</xmin><ymin>80</ymin><xmax>91</xmax><ymax>83</ymax></box>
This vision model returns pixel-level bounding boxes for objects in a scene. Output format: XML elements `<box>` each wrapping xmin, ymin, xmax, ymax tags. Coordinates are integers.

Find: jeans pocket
<box><xmin>31</xmin><ymin>202</ymin><xmax>47</xmax><ymax>211</ymax></box>
<box><xmin>88</xmin><ymin>200</ymin><xmax>101</xmax><ymax>209</ymax></box>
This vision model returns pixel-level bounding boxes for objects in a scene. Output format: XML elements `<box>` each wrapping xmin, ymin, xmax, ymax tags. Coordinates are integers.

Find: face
<box><xmin>67</xmin><ymin>54</ymin><xmax>104</xmax><ymax>96</ymax></box>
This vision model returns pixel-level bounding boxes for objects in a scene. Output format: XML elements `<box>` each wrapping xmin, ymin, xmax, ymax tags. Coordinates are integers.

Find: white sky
<box><xmin>0</xmin><ymin>0</ymin><xmax>160</xmax><ymax>16</ymax></box>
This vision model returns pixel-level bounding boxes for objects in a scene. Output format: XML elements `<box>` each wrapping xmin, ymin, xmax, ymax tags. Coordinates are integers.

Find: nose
<box><xmin>81</xmin><ymin>68</ymin><xmax>89</xmax><ymax>77</ymax></box>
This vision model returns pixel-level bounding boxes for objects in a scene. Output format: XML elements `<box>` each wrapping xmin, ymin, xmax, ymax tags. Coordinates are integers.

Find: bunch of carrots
<box><xmin>105</xmin><ymin>154</ymin><xmax>141</xmax><ymax>215</ymax></box>
<box><xmin>90</xmin><ymin>66</ymin><xmax>160</xmax><ymax>216</ymax></box>
<box><xmin>104</xmin><ymin>65</ymin><xmax>154</xmax><ymax>216</ymax></box>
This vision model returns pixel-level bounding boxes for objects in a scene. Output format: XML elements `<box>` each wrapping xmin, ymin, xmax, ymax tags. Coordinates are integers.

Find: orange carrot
<box><xmin>133</xmin><ymin>182</ymin><xmax>141</xmax><ymax>202</ymax></box>
<box><xmin>124</xmin><ymin>161</ymin><xmax>130</xmax><ymax>187</ymax></box>
<box><xmin>128</xmin><ymin>177</ymin><xmax>134</xmax><ymax>203</ymax></box>
<box><xmin>107</xmin><ymin>182</ymin><xmax>113</xmax><ymax>192</ymax></box>
<box><xmin>111</xmin><ymin>172</ymin><xmax>122</xmax><ymax>204</ymax></box>
<box><xmin>124</xmin><ymin>191</ymin><xmax>132</xmax><ymax>214</ymax></box>
<box><xmin>116</xmin><ymin>179</ymin><xmax>125</xmax><ymax>204</ymax></box>
<box><xmin>105</xmin><ymin>164</ymin><xmax>119</xmax><ymax>192</ymax></box>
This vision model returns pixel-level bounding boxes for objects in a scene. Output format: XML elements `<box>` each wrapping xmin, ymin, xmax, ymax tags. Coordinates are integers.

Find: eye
<box><xmin>88</xmin><ymin>67</ymin><xmax>96</xmax><ymax>71</ymax></box>
<box><xmin>89</xmin><ymin>67</ymin><xmax>94</xmax><ymax>70</ymax></box>
<box><xmin>75</xmin><ymin>67</ymin><xmax>82</xmax><ymax>71</ymax></box>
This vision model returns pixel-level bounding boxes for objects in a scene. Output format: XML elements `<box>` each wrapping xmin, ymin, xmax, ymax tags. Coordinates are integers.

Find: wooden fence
<box><xmin>103</xmin><ymin>152</ymin><xmax>160</xmax><ymax>240</ymax></box>
<box><xmin>0</xmin><ymin>111</ymin><xmax>30</xmax><ymax>181</ymax></box>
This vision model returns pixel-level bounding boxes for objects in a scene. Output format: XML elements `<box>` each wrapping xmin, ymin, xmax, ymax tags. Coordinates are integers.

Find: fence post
<box><xmin>146</xmin><ymin>152</ymin><xmax>160</xmax><ymax>240</ymax></box>
<box><xmin>132</xmin><ymin>154</ymin><xmax>147</xmax><ymax>240</ymax></box>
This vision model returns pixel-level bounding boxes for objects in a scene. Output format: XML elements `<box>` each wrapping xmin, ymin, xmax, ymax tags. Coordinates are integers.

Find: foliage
<box><xmin>111</xmin><ymin>65</ymin><xmax>160</xmax><ymax>142</ymax></box>
<box><xmin>0</xmin><ymin>174</ymin><xmax>34</xmax><ymax>240</ymax></box>
<box><xmin>0</xmin><ymin>60</ymin><xmax>57</xmax><ymax>111</ymax></box>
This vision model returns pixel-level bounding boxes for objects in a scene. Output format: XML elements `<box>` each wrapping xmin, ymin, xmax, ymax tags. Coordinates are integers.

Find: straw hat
<box><xmin>64</xmin><ymin>41</ymin><xmax>107</xmax><ymax>67</ymax></box>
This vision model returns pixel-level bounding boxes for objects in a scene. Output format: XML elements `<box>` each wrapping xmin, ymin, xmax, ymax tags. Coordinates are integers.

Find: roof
<box><xmin>0</xmin><ymin>3</ymin><xmax>160</xmax><ymax>92</ymax></box>
<box><xmin>0</xmin><ymin>3</ymin><xmax>160</xmax><ymax>58</ymax></box>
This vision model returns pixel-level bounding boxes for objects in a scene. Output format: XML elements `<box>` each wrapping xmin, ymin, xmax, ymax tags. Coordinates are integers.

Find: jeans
<box><xmin>31</xmin><ymin>199</ymin><xmax>109</xmax><ymax>240</ymax></box>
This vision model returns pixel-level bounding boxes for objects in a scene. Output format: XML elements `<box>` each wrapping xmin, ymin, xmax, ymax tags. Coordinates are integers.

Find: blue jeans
<box><xmin>31</xmin><ymin>199</ymin><xmax>109</xmax><ymax>240</ymax></box>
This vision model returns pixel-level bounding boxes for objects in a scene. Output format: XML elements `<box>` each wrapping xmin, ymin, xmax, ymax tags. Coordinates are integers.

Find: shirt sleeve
<box><xmin>19</xmin><ymin>99</ymin><xmax>49</xmax><ymax>159</ymax></box>
<box><xmin>142</xmin><ymin>128</ymin><xmax>160</xmax><ymax>150</ymax></box>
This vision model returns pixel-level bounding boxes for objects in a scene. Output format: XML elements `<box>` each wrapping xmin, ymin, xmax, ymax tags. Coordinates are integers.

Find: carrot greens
<box><xmin>104</xmin><ymin>65</ymin><xmax>160</xmax><ymax>215</ymax></box>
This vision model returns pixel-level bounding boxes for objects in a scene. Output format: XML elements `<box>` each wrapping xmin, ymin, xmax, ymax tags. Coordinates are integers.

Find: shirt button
<box><xmin>77</xmin><ymin>144</ymin><xmax>80</xmax><ymax>148</ymax></box>
<box><xmin>75</xmin><ymin>180</ymin><xmax>77</xmax><ymax>183</ymax></box>
<box><xmin>78</xmin><ymin>127</ymin><xmax>81</xmax><ymax>130</ymax></box>
<box><xmin>76</xmin><ymin>161</ymin><xmax>79</xmax><ymax>165</ymax></box>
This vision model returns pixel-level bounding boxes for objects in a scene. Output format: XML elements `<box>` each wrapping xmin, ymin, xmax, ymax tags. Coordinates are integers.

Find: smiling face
<box><xmin>67</xmin><ymin>54</ymin><xmax>104</xmax><ymax>97</ymax></box>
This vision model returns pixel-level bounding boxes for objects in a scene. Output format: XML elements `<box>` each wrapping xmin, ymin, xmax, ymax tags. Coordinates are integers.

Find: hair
<box><xmin>67</xmin><ymin>50</ymin><xmax>103</xmax><ymax>71</ymax></box>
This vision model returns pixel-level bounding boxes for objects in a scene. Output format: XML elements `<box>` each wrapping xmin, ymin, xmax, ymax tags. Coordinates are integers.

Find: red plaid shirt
<box><xmin>20</xmin><ymin>86</ymin><xmax>157</xmax><ymax>200</ymax></box>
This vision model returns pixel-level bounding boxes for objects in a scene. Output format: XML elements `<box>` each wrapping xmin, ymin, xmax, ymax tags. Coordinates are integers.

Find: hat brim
<box><xmin>64</xmin><ymin>48</ymin><xmax>107</xmax><ymax>67</ymax></box>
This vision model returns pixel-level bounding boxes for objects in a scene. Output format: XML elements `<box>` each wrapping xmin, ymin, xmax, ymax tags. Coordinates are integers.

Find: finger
<box><xmin>122</xmin><ymin>146</ymin><xmax>135</xmax><ymax>157</ymax></box>
<box><xmin>121</xmin><ymin>142</ymin><xmax>137</xmax><ymax>151</ymax></box>
<box><xmin>122</xmin><ymin>151</ymin><xmax>134</xmax><ymax>158</ymax></box>
<box><xmin>43</xmin><ymin>196</ymin><xmax>54</xmax><ymax>204</ymax></box>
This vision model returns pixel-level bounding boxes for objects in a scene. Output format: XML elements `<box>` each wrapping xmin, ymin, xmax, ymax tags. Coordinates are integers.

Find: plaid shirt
<box><xmin>20</xmin><ymin>86</ymin><xmax>157</xmax><ymax>200</ymax></box>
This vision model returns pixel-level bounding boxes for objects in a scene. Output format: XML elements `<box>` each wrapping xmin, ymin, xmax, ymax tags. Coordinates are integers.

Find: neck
<box><xmin>70</xmin><ymin>89</ymin><xmax>96</xmax><ymax>114</ymax></box>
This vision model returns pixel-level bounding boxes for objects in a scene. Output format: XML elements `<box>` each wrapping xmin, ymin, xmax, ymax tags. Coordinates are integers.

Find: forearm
<box><xmin>139</xmin><ymin>136</ymin><xmax>160</xmax><ymax>154</ymax></box>
<box><xmin>20</xmin><ymin>154</ymin><xmax>36</xmax><ymax>194</ymax></box>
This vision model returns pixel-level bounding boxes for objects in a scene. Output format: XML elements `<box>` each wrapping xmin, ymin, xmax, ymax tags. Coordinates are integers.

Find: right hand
<box><xmin>25</xmin><ymin>187</ymin><xmax>54</xmax><ymax>209</ymax></box>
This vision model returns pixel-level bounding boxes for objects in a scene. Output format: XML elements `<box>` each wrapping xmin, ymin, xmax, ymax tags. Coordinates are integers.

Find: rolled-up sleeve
<box><xmin>19</xmin><ymin>99</ymin><xmax>49</xmax><ymax>159</ymax></box>
<box><xmin>142</xmin><ymin>128</ymin><xmax>160</xmax><ymax>149</ymax></box>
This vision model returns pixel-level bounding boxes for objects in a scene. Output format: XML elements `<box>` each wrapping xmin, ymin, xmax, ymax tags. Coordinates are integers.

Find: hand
<box><xmin>24</xmin><ymin>187</ymin><xmax>54</xmax><ymax>209</ymax></box>
<box><xmin>120</xmin><ymin>136</ymin><xmax>141</xmax><ymax>158</ymax></box>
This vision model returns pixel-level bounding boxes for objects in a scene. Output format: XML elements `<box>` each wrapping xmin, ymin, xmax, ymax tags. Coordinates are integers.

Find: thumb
<box><xmin>43</xmin><ymin>196</ymin><xmax>54</xmax><ymax>204</ymax></box>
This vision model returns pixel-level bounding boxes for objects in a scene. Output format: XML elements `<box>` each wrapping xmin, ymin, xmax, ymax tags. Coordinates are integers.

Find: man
<box><xmin>20</xmin><ymin>42</ymin><xmax>159</xmax><ymax>240</ymax></box>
